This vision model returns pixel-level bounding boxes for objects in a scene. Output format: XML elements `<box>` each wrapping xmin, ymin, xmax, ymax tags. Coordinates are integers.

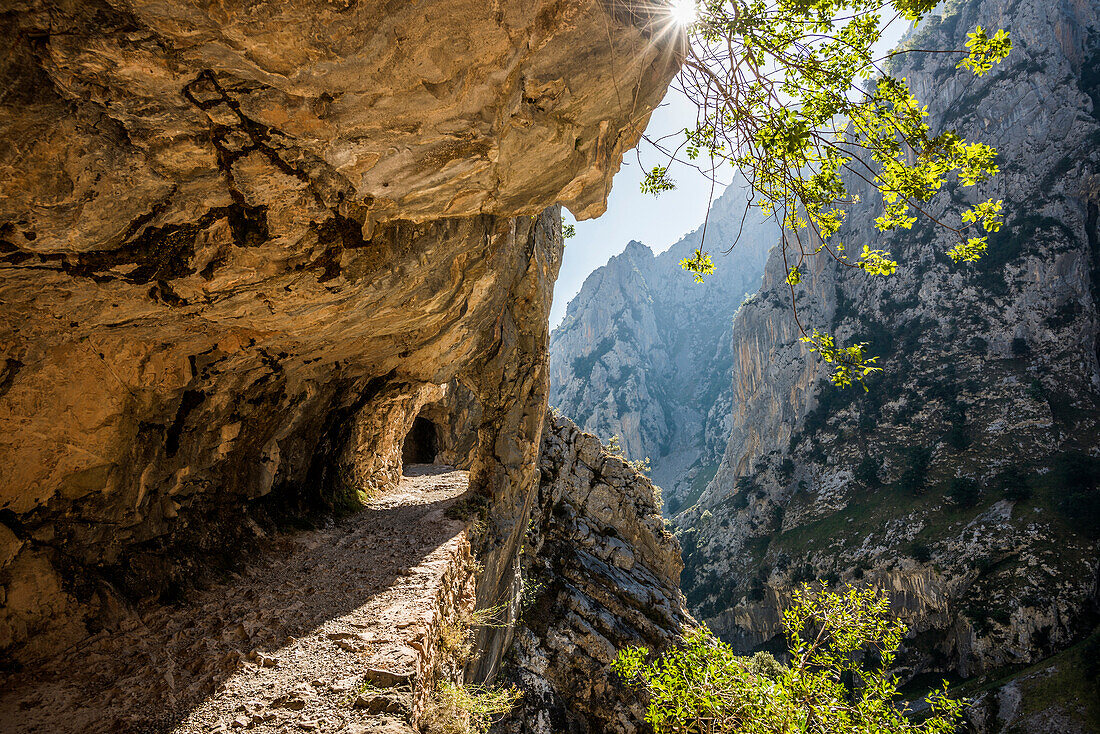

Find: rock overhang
<box><xmin>4</xmin><ymin>0</ymin><xmax>684</xmax><ymax>254</ymax></box>
<box><xmin>0</xmin><ymin>0</ymin><xmax>685</xmax><ymax>666</ymax></box>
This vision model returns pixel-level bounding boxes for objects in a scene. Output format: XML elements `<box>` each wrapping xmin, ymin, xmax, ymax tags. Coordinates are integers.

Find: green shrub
<box><xmin>1026</xmin><ymin>379</ymin><xmax>1045</xmax><ymax>400</ymax></box>
<box><xmin>945</xmin><ymin>425</ymin><xmax>968</xmax><ymax>450</ymax></box>
<box><xmin>746</xmin><ymin>650</ymin><xmax>785</xmax><ymax>680</ymax></box>
<box><xmin>974</xmin><ymin>215</ymin><xmax>1073</xmax><ymax>296</ymax></box>
<box><xmin>571</xmin><ymin>337</ymin><xmax>614</xmax><ymax>380</ymax></box>
<box><xmin>613</xmin><ymin>585</ymin><xmax>966</xmax><ymax>733</ymax></box>
<box><xmin>422</xmin><ymin>683</ymin><xmax>520</xmax><ymax>734</ymax></box>
<box><xmin>730</xmin><ymin>477</ymin><xmax>754</xmax><ymax>511</ymax></box>
<box><xmin>964</xmin><ymin>601</ymin><xmax>1011</xmax><ymax>636</ymax></box>
<box><xmin>1047</xmin><ymin>299</ymin><xmax>1082</xmax><ymax>330</ymax></box>
<box><xmin>770</xmin><ymin>503</ymin><xmax>786</xmax><ymax>530</ymax></box>
<box><xmin>910</xmin><ymin>542</ymin><xmax>933</xmax><ymax>563</ymax></box>
<box><xmin>1047</xmin><ymin>391</ymin><xmax>1076</xmax><ymax>425</ymax></box>
<box><xmin>1054</xmin><ymin>452</ymin><xmax>1100</xmax><ymax>538</ymax></box>
<box><xmin>946</xmin><ymin>477</ymin><xmax>981</xmax><ymax>508</ymax></box>
<box><xmin>735</xmin><ymin>476</ymin><xmax>757</xmax><ymax>494</ymax></box>
<box><xmin>943</xmin><ymin>398</ymin><xmax>969</xmax><ymax>450</ymax></box>
<box><xmin>1082</xmin><ymin>628</ymin><xmax>1100</xmax><ymax>682</ymax></box>
<box><xmin>897</xmin><ymin>447</ymin><xmax>933</xmax><ymax>496</ymax></box>
<box><xmin>997</xmin><ymin>466</ymin><xmax>1032</xmax><ymax>502</ymax></box>
<box><xmin>855</xmin><ymin>455</ymin><xmax>882</xmax><ymax>487</ymax></box>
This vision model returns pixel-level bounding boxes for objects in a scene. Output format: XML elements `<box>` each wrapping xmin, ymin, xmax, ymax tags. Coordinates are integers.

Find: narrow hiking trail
<box><xmin>0</xmin><ymin>467</ymin><xmax>474</xmax><ymax>734</ymax></box>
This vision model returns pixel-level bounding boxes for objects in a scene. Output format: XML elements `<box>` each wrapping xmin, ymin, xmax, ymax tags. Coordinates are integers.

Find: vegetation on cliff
<box><xmin>614</xmin><ymin>585</ymin><xmax>965</xmax><ymax>732</ymax></box>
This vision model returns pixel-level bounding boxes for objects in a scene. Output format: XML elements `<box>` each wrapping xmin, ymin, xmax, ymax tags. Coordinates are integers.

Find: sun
<box><xmin>667</xmin><ymin>0</ymin><xmax>698</xmax><ymax>26</ymax></box>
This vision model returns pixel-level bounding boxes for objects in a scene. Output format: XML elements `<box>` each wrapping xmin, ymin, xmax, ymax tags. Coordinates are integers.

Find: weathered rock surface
<box><xmin>494</xmin><ymin>413</ymin><xmax>692</xmax><ymax>733</ymax></box>
<box><xmin>675</xmin><ymin>0</ymin><xmax>1100</xmax><ymax>715</ymax></box>
<box><xmin>549</xmin><ymin>179</ymin><xmax>780</xmax><ymax>511</ymax></box>
<box><xmin>0</xmin><ymin>0</ymin><xmax>682</xmax><ymax>665</ymax></box>
<box><xmin>962</xmin><ymin>628</ymin><xmax>1100</xmax><ymax>733</ymax></box>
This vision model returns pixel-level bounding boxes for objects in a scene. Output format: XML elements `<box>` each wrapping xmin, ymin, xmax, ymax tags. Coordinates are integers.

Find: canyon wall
<box><xmin>677</xmin><ymin>0</ymin><xmax>1100</xmax><ymax>707</ymax></box>
<box><xmin>0</xmin><ymin>0</ymin><xmax>682</xmax><ymax>669</ymax></box>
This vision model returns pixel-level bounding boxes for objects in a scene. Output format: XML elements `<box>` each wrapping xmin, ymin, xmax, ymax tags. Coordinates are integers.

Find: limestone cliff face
<box><xmin>0</xmin><ymin>0</ymin><xmax>682</xmax><ymax>667</ymax></box>
<box><xmin>495</xmin><ymin>413</ymin><xmax>691</xmax><ymax>733</ymax></box>
<box><xmin>676</xmin><ymin>0</ymin><xmax>1100</xmax><ymax>702</ymax></box>
<box><xmin>549</xmin><ymin>181</ymin><xmax>780</xmax><ymax>511</ymax></box>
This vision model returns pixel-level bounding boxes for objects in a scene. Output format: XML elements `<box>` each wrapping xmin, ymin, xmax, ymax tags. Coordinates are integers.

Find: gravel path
<box><xmin>0</xmin><ymin>466</ymin><xmax>472</xmax><ymax>734</ymax></box>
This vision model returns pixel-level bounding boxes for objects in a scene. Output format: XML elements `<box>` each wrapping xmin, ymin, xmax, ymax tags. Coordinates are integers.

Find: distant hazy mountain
<box><xmin>549</xmin><ymin>180</ymin><xmax>781</xmax><ymax>510</ymax></box>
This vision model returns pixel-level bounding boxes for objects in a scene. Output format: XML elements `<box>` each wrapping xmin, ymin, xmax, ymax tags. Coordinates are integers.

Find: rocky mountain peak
<box><xmin>550</xmin><ymin>178</ymin><xmax>781</xmax><ymax>509</ymax></box>
<box><xmin>621</xmin><ymin>239</ymin><xmax>656</xmax><ymax>261</ymax></box>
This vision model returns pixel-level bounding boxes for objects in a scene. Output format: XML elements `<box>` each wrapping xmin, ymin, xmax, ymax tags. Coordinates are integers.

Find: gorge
<box><xmin>2</xmin><ymin>0</ymin><xmax>1099</xmax><ymax>731</ymax></box>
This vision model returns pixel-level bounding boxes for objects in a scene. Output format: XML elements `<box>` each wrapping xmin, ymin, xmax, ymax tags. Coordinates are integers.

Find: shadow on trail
<box><xmin>0</xmin><ymin>466</ymin><xmax>467</xmax><ymax>734</ymax></box>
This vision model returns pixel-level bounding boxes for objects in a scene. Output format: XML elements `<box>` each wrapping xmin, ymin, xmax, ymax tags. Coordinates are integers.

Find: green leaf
<box><xmin>680</xmin><ymin>248</ymin><xmax>716</xmax><ymax>283</ymax></box>
<box><xmin>640</xmin><ymin>166</ymin><xmax>676</xmax><ymax>195</ymax></box>
<box><xmin>614</xmin><ymin>585</ymin><xmax>967</xmax><ymax>731</ymax></box>
<box><xmin>635</xmin><ymin>0</ymin><xmax>1010</xmax><ymax>383</ymax></box>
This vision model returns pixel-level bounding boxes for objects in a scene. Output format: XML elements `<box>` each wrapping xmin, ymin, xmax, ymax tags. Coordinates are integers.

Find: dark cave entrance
<box><xmin>402</xmin><ymin>416</ymin><xmax>439</xmax><ymax>466</ymax></box>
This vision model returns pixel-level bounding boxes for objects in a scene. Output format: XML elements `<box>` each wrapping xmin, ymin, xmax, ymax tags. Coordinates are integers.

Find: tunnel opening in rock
<box><xmin>402</xmin><ymin>416</ymin><xmax>439</xmax><ymax>466</ymax></box>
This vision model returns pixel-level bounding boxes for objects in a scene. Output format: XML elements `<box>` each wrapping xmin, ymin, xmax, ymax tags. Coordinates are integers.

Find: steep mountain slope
<box><xmin>676</xmin><ymin>0</ymin><xmax>1100</xmax><ymax>710</ymax></box>
<box><xmin>549</xmin><ymin>182</ymin><xmax>780</xmax><ymax>509</ymax></box>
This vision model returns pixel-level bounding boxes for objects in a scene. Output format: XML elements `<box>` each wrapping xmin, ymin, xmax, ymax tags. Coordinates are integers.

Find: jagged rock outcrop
<box><xmin>549</xmin><ymin>180</ymin><xmax>779</xmax><ymax>511</ymax></box>
<box><xmin>495</xmin><ymin>413</ymin><xmax>692</xmax><ymax>733</ymax></box>
<box><xmin>0</xmin><ymin>0</ymin><xmax>682</xmax><ymax>669</ymax></box>
<box><xmin>675</xmin><ymin>0</ymin><xmax>1100</xmax><ymax>714</ymax></box>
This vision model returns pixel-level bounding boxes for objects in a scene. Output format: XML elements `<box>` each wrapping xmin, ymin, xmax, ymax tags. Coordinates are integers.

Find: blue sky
<box><xmin>550</xmin><ymin>16</ymin><xmax>913</xmax><ymax>329</ymax></box>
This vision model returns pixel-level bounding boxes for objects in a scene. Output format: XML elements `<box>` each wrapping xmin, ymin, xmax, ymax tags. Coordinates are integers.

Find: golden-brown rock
<box><xmin>0</xmin><ymin>0</ymin><xmax>682</xmax><ymax>663</ymax></box>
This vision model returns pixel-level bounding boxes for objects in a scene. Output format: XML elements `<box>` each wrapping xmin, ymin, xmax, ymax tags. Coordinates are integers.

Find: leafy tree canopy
<box><xmin>612</xmin><ymin>584</ymin><xmax>966</xmax><ymax>732</ymax></box>
<box><xmin>647</xmin><ymin>0</ymin><xmax>1011</xmax><ymax>387</ymax></box>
